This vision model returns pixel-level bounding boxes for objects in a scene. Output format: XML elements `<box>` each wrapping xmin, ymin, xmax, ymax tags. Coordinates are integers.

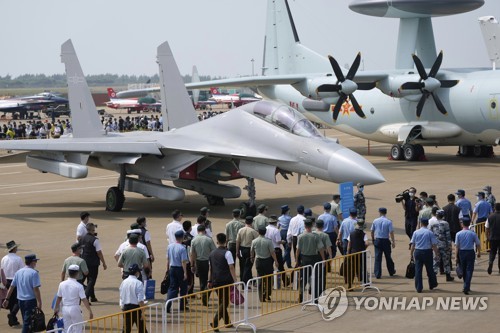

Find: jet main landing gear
<box><xmin>390</xmin><ymin>144</ymin><xmax>425</xmax><ymax>161</ymax></box>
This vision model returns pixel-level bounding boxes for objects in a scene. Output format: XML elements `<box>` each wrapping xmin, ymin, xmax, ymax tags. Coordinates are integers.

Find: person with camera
<box><xmin>399</xmin><ymin>187</ymin><xmax>419</xmax><ymax>241</ymax></box>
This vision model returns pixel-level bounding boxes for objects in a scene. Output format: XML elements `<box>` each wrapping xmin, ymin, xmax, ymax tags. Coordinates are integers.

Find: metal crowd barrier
<box><xmin>60</xmin><ymin>302</ymin><xmax>163</xmax><ymax>333</ymax></box>
<box><xmin>238</xmin><ymin>265</ymin><xmax>312</xmax><ymax>331</ymax></box>
<box><xmin>164</xmin><ymin>281</ymin><xmax>247</xmax><ymax>333</ymax></box>
<box><xmin>301</xmin><ymin>250</ymin><xmax>375</xmax><ymax>310</ymax></box>
<box><xmin>472</xmin><ymin>222</ymin><xmax>490</xmax><ymax>252</ymax></box>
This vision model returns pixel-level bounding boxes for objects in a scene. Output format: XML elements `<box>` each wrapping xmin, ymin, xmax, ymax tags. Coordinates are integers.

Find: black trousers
<box><xmin>122</xmin><ymin>304</ymin><xmax>148</xmax><ymax>333</ymax></box>
<box><xmin>490</xmin><ymin>239</ymin><xmax>500</xmax><ymax>269</ymax></box>
<box><xmin>255</xmin><ymin>257</ymin><xmax>274</xmax><ymax>301</ymax></box>
<box><xmin>212</xmin><ymin>284</ymin><xmax>231</xmax><ymax>328</ymax></box>
<box><xmin>405</xmin><ymin>216</ymin><xmax>418</xmax><ymax>240</ymax></box>
<box><xmin>228</xmin><ymin>242</ymin><xmax>242</xmax><ymax>281</ymax></box>
<box><xmin>299</xmin><ymin>254</ymin><xmax>321</xmax><ymax>302</ymax></box>
<box><xmin>196</xmin><ymin>259</ymin><xmax>211</xmax><ymax>305</ymax></box>
<box><xmin>85</xmin><ymin>264</ymin><xmax>99</xmax><ymax>300</ymax></box>
<box><xmin>239</xmin><ymin>247</ymin><xmax>253</xmax><ymax>284</ymax></box>
<box><xmin>6</xmin><ymin>280</ymin><xmax>19</xmax><ymax>321</ymax></box>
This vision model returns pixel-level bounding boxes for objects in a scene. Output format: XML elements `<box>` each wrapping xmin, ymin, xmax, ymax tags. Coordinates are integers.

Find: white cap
<box><xmin>68</xmin><ymin>264</ymin><xmax>79</xmax><ymax>271</ymax></box>
<box><xmin>126</xmin><ymin>229</ymin><xmax>142</xmax><ymax>235</ymax></box>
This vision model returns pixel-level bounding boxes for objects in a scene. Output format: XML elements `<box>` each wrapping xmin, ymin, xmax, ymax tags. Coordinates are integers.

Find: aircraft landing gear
<box><xmin>391</xmin><ymin>144</ymin><xmax>425</xmax><ymax>161</ymax></box>
<box><xmin>403</xmin><ymin>144</ymin><xmax>425</xmax><ymax>161</ymax></box>
<box><xmin>458</xmin><ymin>145</ymin><xmax>494</xmax><ymax>157</ymax></box>
<box><xmin>240</xmin><ymin>177</ymin><xmax>257</xmax><ymax>218</ymax></box>
<box><xmin>205</xmin><ymin>195</ymin><xmax>225</xmax><ymax>206</ymax></box>
<box><xmin>106</xmin><ymin>164</ymin><xmax>126</xmax><ymax>212</ymax></box>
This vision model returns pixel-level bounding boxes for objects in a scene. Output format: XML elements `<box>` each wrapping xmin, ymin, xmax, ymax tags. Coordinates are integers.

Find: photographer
<box><xmin>399</xmin><ymin>187</ymin><xmax>419</xmax><ymax>241</ymax></box>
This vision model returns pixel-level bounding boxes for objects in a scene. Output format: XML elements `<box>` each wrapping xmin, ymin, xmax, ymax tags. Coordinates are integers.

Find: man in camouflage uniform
<box><xmin>429</xmin><ymin>210</ymin><xmax>454</xmax><ymax>282</ymax></box>
<box><xmin>354</xmin><ymin>183</ymin><xmax>366</xmax><ymax>220</ymax></box>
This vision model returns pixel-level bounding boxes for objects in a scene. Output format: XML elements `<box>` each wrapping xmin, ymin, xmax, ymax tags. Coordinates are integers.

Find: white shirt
<box><xmin>265</xmin><ymin>225</ymin><xmax>282</xmax><ymax>248</ymax></box>
<box><xmin>115</xmin><ymin>240</ymin><xmax>149</xmax><ymax>258</ymax></box>
<box><xmin>57</xmin><ymin>278</ymin><xmax>86</xmax><ymax>306</ymax></box>
<box><xmin>287</xmin><ymin>214</ymin><xmax>306</xmax><ymax>243</ymax></box>
<box><xmin>119</xmin><ymin>275</ymin><xmax>145</xmax><ymax>307</ymax></box>
<box><xmin>76</xmin><ymin>221</ymin><xmax>87</xmax><ymax>241</ymax></box>
<box><xmin>143</xmin><ymin>229</ymin><xmax>151</xmax><ymax>243</ymax></box>
<box><xmin>166</xmin><ymin>220</ymin><xmax>183</xmax><ymax>244</ymax></box>
<box><xmin>1</xmin><ymin>253</ymin><xmax>24</xmax><ymax>279</ymax></box>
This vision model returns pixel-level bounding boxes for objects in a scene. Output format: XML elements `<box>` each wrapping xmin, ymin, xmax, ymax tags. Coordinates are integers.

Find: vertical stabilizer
<box><xmin>262</xmin><ymin>0</ymin><xmax>329</xmax><ymax>76</ymax></box>
<box><xmin>61</xmin><ymin>40</ymin><xmax>105</xmax><ymax>138</ymax></box>
<box><xmin>479</xmin><ymin>16</ymin><xmax>500</xmax><ymax>69</ymax></box>
<box><xmin>157</xmin><ymin>41</ymin><xmax>198</xmax><ymax>131</ymax></box>
<box><xmin>191</xmin><ymin>66</ymin><xmax>200</xmax><ymax>104</ymax></box>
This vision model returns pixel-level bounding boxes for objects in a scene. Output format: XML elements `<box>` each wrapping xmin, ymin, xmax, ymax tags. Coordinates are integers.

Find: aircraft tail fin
<box><xmin>107</xmin><ymin>87</ymin><xmax>117</xmax><ymax>99</ymax></box>
<box><xmin>61</xmin><ymin>40</ymin><xmax>105</xmax><ymax>138</ymax></box>
<box><xmin>192</xmin><ymin>66</ymin><xmax>200</xmax><ymax>104</ymax></box>
<box><xmin>479</xmin><ymin>16</ymin><xmax>500</xmax><ymax>69</ymax></box>
<box><xmin>263</xmin><ymin>0</ymin><xmax>329</xmax><ymax>75</ymax></box>
<box><xmin>157</xmin><ymin>41</ymin><xmax>199</xmax><ymax>131</ymax></box>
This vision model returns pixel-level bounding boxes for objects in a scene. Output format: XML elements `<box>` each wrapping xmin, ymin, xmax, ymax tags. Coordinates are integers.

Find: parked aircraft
<box><xmin>0</xmin><ymin>39</ymin><xmax>384</xmax><ymax>212</ymax></box>
<box><xmin>0</xmin><ymin>92</ymin><xmax>68</xmax><ymax>118</ymax></box>
<box><xmin>105</xmin><ymin>88</ymin><xmax>160</xmax><ymax>113</ymax></box>
<box><xmin>183</xmin><ymin>0</ymin><xmax>500</xmax><ymax>161</ymax></box>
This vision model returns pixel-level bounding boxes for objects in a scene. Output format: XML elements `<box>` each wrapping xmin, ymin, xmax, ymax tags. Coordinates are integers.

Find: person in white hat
<box><xmin>54</xmin><ymin>264</ymin><xmax>92</xmax><ymax>333</ymax></box>
<box><xmin>1</xmin><ymin>240</ymin><xmax>23</xmax><ymax>326</ymax></box>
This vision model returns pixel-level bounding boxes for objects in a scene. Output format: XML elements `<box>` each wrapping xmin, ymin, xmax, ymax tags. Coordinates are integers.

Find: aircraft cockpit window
<box><xmin>247</xmin><ymin>101</ymin><xmax>321</xmax><ymax>138</ymax></box>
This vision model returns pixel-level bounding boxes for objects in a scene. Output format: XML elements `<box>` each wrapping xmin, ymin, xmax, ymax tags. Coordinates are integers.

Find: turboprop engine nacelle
<box><xmin>377</xmin><ymin>74</ymin><xmax>423</xmax><ymax>98</ymax></box>
<box><xmin>293</xmin><ymin>76</ymin><xmax>339</xmax><ymax>100</ymax></box>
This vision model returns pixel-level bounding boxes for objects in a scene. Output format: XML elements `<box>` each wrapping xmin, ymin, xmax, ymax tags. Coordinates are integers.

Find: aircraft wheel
<box><xmin>239</xmin><ymin>202</ymin><xmax>256</xmax><ymax>218</ymax></box>
<box><xmin>206</xmin><ymin>195</ymin><xmax>225</xmax><ymax>206</ymax></box>
<box><xmin>473</xmin><ymin>145</ymin><xmax>487</xmax><ymax>157</ymax></box>
<box><xmin>403</xmin><ymin>144</ymin><xmax>418</xmax><ymax>161</ymax></box>
<box><xmin>414</xmin><ymin>144</ymin><xmax>425</xmax><ymax>158</ymax></box>
<box><xmin>459</xmin><ymin>145</ymin><xmax>473</xmax><ymax>156</ymax></box>
<box><xmin>390</xmin><ymin>145</ymin><xmax>404</xmax><ymax>160</ymax></box>
<box><xmin>106</xmin><ymin>186</ymin><xmax>125</xmax><ymax>212</ymax></box>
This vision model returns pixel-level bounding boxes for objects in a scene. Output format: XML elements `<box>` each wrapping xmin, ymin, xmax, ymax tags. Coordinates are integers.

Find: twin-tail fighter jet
<box><xmin>0</xmin><ymin>40</ymin><xmax>384</xmax><ymax>212</ymax></box>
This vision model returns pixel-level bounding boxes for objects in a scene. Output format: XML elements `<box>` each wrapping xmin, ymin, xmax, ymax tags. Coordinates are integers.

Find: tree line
<box><xmin>0</xmin><ymin>73</ymin><xmax>220</xmax><ymax>89</ymax></box>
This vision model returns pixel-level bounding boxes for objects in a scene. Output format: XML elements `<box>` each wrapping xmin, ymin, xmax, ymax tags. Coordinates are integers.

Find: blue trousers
<box><xmin>374</xmin><ymin>238</ymin><xmax>395</xmax><ymax>278</ymax></box>
<box><xmin>414</xmin><ymin>249</ymin><xmax>437</xmax><ymax>292</ymax></box>
<box><xmin>166</xmin><ymin>266</ymin><xmax>187</xmax><ymax>311</ymax></box>
<box><xmin>19</xmin><ymin>299</ymin><xmax>37</xmax><ymax>333</ymax></box>
<box><xmin>342</xmin><ymin>239</ymin><xmax>349</xmax><ymax>256</ymax></box>
<box><xmin>281</xmin><ymin>229</ymin><xmax>291</xmax><ymax>268</ymax></box>
<box><xmin>459</xmin><ymin>250</ymin><xmax>475</xmax><ymax>292</ymax></box>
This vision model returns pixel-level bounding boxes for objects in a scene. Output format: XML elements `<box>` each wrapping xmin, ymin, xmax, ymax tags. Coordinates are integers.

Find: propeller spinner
<box><xmin>400</xmin><ymin>51</ymin><xmax>459</xmax><ymax>118</ymax></box>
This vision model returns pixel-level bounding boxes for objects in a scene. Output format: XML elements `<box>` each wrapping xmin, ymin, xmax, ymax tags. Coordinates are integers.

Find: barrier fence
<box><xmin>472</xmin><ymin>222</ymin><xmax>490</xmax><ymax>252</ymax></box>
<box><xmin>60</xmin><ymin>251</ymin><xmax>374</xmax><ymax>333</ymax></box>
<box><xmin>164</xmin><ymin>281</ymin><xmax>247</xmax><ymax>333</ymax></box>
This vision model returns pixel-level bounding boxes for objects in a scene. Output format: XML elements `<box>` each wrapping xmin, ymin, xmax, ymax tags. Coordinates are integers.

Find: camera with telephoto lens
<box><xmin>395</xmin><ymin>189</ymin><xmax>411</xmax><ymax>203</ymax></box>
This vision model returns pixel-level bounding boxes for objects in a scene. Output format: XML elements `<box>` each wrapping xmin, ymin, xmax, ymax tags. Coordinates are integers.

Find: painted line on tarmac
<box><xmin>0</xmin><ymin>185</ymin><xmax>110</xmax><ymax>196</ymax></box>
<box><xmin>0</xmin><ymin>163</ymin><xmax>26</xmax><ymax>169</ymax></box>
<box><xmin>0</xmin><ymin>175</ymin><xmax>116</xmax><ymax>189</ymax></box>
<box><xmin>0</xmin><ymin>172</ymin><xmax>22</xmax><ymax>176</ymax></box>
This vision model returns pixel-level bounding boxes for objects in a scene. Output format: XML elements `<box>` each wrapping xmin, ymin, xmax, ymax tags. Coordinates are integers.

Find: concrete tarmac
<box><xmin>0</xmin><ymin>129</ymin><xmax>499</xmax><ymax>331</ymax></box>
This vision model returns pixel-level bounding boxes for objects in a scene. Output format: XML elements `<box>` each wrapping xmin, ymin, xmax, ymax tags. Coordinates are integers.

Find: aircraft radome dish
<box><xmin>349</xmin><ymin>0</ymin><xmax>484</xmax><ymax>18</ymax></box>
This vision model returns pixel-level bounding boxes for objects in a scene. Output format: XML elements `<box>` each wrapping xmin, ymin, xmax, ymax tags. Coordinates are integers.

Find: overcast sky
<box><xmin>1</xmin><ymin>0</ymin><xmax>499</xmax><ymax>78</ymax></box>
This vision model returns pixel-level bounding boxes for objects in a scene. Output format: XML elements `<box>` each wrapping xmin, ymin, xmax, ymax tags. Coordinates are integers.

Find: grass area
<box><xmin>0</xmin><ymin>86</ymin><xmax>127</xmax><ymax>98</ymax></box>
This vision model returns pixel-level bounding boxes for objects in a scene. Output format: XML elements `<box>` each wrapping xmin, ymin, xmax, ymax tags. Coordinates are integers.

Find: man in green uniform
<box><xmin>251</xmin><ymin>228</ymin><xmax>278</xmax><ymax>302</ymax></box>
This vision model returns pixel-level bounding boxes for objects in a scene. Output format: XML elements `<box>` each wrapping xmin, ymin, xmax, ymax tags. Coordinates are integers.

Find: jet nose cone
<box><xmin>329</xmin><ymin>147</ymin><xmax>385</xmax><ymax>185</ymax></box>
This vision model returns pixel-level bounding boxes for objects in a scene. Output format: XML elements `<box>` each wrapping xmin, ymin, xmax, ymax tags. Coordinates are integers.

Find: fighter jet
<box><xmin>0</xmin><ymin>39</ymin><xmax>384</xmax><ymax>212</ymax></box>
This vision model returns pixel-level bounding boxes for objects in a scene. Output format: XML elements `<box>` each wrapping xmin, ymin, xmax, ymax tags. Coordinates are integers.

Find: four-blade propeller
<box><xmin>400</xmin><ymin>51</ymin><xmax>459</xmax><ymax>118</ymax></box>
<box><xmin>317</xmin><ymin>53</ymin><xmax>367</xmax><ymax>121</ymax></box>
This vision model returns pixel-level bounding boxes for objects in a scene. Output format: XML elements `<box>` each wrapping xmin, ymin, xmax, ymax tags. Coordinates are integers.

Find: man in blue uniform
<box><xmin>455</xmin><ymin>217</ymin><xmax>481</xmax><ymax>294</ymax></box>
<box><xmin>455</xmin><ymin>189</ymin><xmax>472</xmax><ymax>219</ymax></box>
<box><xmin>278</xmin><ymin>205</ymin><xmax>292</xmax><ymax>268</ymax></box>
<box><xmin>337</xmin><ymin>208</ymin><xmax>358</xmax><ymax>255</ymax></box>
<box><xmin>166</xmin><ymin>230</ymin><xmax>189</xmax><ymax>313</ymax></box>
<box><xmin>472</xmin><ymin>191</ymin><xmax>493</xmax><ymax>223</ymax></box>
<box><xmin>410</xmin><ymin>218</ymin><xmax>440</xmax><ymax>293</ymax></box>
<box><xmin>371</xmin><ymin>208</ymin><xmax>396</xmax><ymax>279</ymax></box>
<box><xmin>318</xmin><ymin>203</ymin><xmax>338</xmax><ymax>258</ymax></box>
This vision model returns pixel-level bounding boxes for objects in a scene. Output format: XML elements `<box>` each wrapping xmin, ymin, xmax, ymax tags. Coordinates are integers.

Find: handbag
<box><xmin>229</xmin><ymin>285</ymin><xmax>245</xmax><ymax>305</ymax></box>
<box><xmin>160</xmin><ymin>270</ymin><xmax>170</xmax><ymax>295</ymax></box>
<box><xmin>46</xmin><ymin>314</ymin><xmax>58</xmax><ymax>331</ymax></box>
<box><xmin>405</xmin><ymin>259</ymin><xmax>415</xmax><ymax>279</ymax></box>
<box><xmin>29</xmin><ymin>307</ymin><xmax>46</xmax><ymax>333</ymax></box>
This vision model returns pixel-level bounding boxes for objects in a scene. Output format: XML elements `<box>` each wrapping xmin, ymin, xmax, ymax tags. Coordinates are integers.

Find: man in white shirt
<box><xmin>166</xmin><ymin>210</ymin><xmax>184</xmax><ymax>244</ymax></box>
<box><xmin>54</xmin><ymin>265</ymin><xmax>92</xmax><ymax>333</ymax></box>
<box><xmin>119</xmin><ymin>264</ymin><xmax>148</xmax><ymax>333</ymax></box>
<box><xmin>1</xmin><ymin>240</ymin><xmax>24</xmax><ymax>327</ymax></box>
<box><xmin>266</xmin><ymin>215</ymin><xmax>287</xmax><ymax>285</ymax></box>
<box><xmin>286</xmin><ymin>205</ymin><xmax>306</xmax><ymax>263</ymax></box>
<box><xmin>76</xmin><ymin>212</ymin><xmax>90</xmax><ymax>242</ymax></box>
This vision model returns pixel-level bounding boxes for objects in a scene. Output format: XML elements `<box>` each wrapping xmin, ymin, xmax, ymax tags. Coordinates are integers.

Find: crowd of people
<box><xmin>1</xmin><ymin>184</ymin><xmax>499</xmax><ymax>332</ymax></box>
